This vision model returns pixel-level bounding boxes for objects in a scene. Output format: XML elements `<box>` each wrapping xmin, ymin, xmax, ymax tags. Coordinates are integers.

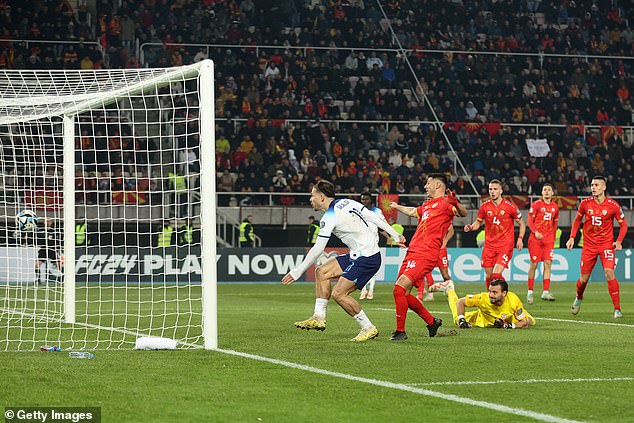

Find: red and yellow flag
<box><xmin>378</xmin><ymin>194</ymin><xmax>399</xmax><ymax>222</ymax></box>
<box><xmin>601</xmin><ymin>125</ymin><xmax>623</xmax><ymax>143</ymax></box>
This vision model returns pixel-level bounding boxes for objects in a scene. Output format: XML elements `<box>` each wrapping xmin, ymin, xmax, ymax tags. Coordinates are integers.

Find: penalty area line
<box><xmin>537</xmin><ymin>317</ymin><xmax>634</xmax><ymax>328</ymax></box>
<box><xmin>216</xmin><ymin>348</ymin><xmax>585</xmax><ymax>423</ymax></box>
<box><xmin>407</xmin><ymin>377</ymin><xmax>634</xmax><ymax>386</ymax></box>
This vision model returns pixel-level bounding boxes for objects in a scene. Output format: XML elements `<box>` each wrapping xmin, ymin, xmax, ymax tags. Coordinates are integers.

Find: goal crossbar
<box><xmin>0</xmin><ymin>62</ymin><xmax>206</xmax><ymax>125</ymax></box>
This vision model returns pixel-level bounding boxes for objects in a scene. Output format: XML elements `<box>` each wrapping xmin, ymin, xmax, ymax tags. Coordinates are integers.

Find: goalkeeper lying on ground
<box><xmin>430</xmin><ymin>279</ymin><xmax>536</xmax><ymax>329</ymax></box>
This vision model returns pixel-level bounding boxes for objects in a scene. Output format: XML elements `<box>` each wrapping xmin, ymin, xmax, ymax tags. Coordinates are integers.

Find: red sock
<box><xmin>406</xmin><ymin>295</ymin><xmax>435</xmax><ymax>325</ymax></box>
<box><xmin>425</xmin><ymin>273</ymin><xmax>434</xmax><ymax>288</ymax></box>
<box><xmin>492</xmin><ymin>272</ymin><xmax>504</xmax><ymax>281</ymax></box>
<box><xmin>543</xmin><ymin>278</ymin><xmax>551</xmax><ymax>291</ymax></box>
<box><xmin>393</xmin><ymin>285</ymin><xmax>409</xmax><ymax>332</ymax></box>
<box><xmin>576</xmin><ymin>278</ymin><xmax>587</xmax><ymax>300</ymax></box>
<box><xmin>527</xmin><ymin>278</ymin><xmax>535</xmax><ymax>290</ymax></box>
<box><xmin>607</xmin><ymin>279</ymin><xmax>621</xmax><ymax>310</ymax></box>
<box><xmin>485</xmin><ymin>276</ymin><xmax>492</xmax><ymax>289</ymax></box>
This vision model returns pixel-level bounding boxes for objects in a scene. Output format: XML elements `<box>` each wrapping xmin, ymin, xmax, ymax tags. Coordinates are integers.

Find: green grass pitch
<box><xmin>1</xmin><ymin>281</ymin><xmax>633</xmax><ymax>422</ymax></box>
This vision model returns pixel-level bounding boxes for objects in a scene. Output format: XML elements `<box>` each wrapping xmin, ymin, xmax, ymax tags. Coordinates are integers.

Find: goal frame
<box><xmin>3</xmin><ymin>59</ymin><xmax>217</xmax><ymax>350</ymax></box>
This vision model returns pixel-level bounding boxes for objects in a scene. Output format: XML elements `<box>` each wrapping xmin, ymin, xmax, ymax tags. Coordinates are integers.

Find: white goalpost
<box><xmin>0</xmin><ymin>60</ymin><xmax>217</xmax><ymax>351</ymax></box>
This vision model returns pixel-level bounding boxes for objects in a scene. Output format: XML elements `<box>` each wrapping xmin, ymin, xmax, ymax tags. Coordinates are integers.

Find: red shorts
<box><xmin>437</xmin><ymin>247</ymin><xmax>449</xmax><ymax>269</ymax></box>
<box><xmin>398</xmin><ymin>252</ymin><xmax>437</xmax><ymax>288</ymax></box>
<box><xmin>580</xmin><ymin>246</ymin><xmax>616</xmax><ymax>274</ymax></box>
<box><xmin>528</xmin><ymin>236</ymin><xmax>555</xmax><ymax>263</ymax></box>
<box><xmin>481</xmin><ymin>244</ymin><xmax>513</xmax><ymax>269</ymax></box>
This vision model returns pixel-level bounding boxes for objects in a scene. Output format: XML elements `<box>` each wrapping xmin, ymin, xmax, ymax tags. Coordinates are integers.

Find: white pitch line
<box><xmin>408</xmin><ymin>377</ymin><xmax>634</xmax><ymax>386</ymax></box>
<box><xmin>370</xmin><ymin>308</ymin><xmax>634</xmax><ymax>328</ymax></box>
<box><xmin>537</xmin><ymin>317</ymin><xmax>634</xmax><ymax>328</ymax></box>
<box><xmin>216</xmin><ymin>348</ymin><xmax>584</xmax><ymax>423</ymax></box>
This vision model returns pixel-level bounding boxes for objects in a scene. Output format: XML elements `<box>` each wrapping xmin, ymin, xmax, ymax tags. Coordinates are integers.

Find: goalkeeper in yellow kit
<box><xmin>430</xmin><ymin>279</ymin><xmax>536</xmax><ymax>329</ymax></box>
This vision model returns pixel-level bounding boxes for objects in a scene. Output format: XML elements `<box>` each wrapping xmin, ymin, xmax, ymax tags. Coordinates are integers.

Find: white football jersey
<box><xmin>368</xmin><ymin>205</ymin><xmax>388</xmax><ymax>243</ymax></box>
<box><xmin>319</xmin><ymin>199</ymin><xmax>381</xmax><ymax>258</ymax></box>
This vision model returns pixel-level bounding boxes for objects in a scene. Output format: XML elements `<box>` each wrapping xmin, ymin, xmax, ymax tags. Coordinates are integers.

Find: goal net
<box><xmin>0</xmin><ymin>60</ymin><xmax>217</xmax><ymax>351</ymax></box>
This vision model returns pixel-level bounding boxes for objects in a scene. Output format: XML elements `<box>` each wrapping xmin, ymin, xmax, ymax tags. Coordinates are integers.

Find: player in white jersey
<box><xmin>282</xmin><ymin>180</ymin><xmax>406</xmax><ymax>341</ymax></box>
<box><xmin>359</xmin><ymin>191</ymin><xmax>390</xmax><ymax>300</ymax></box>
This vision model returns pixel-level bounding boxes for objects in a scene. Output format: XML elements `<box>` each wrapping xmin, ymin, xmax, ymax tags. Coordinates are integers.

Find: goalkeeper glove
<box><xmin>494</xmin><ymin>318</ymin><xmax>515</xmax><ymax>329</ymax></box>
<box><xmin>458</xmin><ymin>317</ymin><xmax>472</xmax><ymax>329</ymax></box>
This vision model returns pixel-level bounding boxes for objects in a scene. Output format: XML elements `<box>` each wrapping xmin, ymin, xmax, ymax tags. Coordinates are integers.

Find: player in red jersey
<box><xmin>566</xmin><ymin>176</ymin><xmax>628</xmax><ymax>318</ymax></box>
<box><xmin>464</xmin><ymin>179</ymin><xmax>526</xmax><ymax>288</ymax></box>
<box><xmin>417</xmin><ymin>225</ymin><xmax>454</xmax><ymax>302</ymax></box>
<box><xmin>388</xmin><ymin>174</ymin><xmax>467</xmax><ymax>341</ymax></box>
<box><xmin>526</xmin><ymin>183</ymin><xmax>559</xmax><ymax>304</ymax></box>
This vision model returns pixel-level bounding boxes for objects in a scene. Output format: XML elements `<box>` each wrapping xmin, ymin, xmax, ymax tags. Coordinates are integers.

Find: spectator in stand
<box><xmin>523</xmin><ymin>163</ymin><xmax>542</xmax><ymax>192</ymax></box>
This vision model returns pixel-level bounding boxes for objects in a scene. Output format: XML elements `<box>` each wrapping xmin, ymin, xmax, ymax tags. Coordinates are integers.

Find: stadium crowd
<box><xmin>1</xmin><ymin>0</ymin><xmax>633</xmax><ymax>204</ymax></box>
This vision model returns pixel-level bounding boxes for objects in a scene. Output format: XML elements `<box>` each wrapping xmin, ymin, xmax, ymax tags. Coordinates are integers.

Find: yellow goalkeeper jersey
<box><xmin>464</xmin><ymin>292</ymin><xmax>535</xmax><ymax>328</ymax></box>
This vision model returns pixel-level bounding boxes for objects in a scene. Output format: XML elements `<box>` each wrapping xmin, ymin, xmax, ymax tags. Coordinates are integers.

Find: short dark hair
<box><xmin>490</xmin><ymin>279</ymin><xmax>508</xmax><ymax>292</ymax></box>
<box><xmin>542</xmin><ymin>182</ymin><xmax>554</xmax><ymax>189</ymax></box>
<box><xmin>316</xmin><ymin>180</ymin><xmax>336</xmax><ymax>198</ymax></box>
<box><xmin>592</xmin><ymin>175</ymin><xmax>607</xmax><ymax>184</ymax></box>
<box><xmin>360</xmin><ymin>191</ymin><xmax>373</xmax><ymax>202</ymax></box>
<box><xmin>489</xmin><ymin>179</ymin><xmax>503</xmax><ymax>187</ymax></box>
<box><xmin>428</xmin><ymin>173</ymin><xmax>447</xmax><ymax>186</ymax></box>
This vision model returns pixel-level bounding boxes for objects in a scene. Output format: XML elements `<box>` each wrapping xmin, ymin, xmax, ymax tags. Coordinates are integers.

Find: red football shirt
<box><xmin>477</xmin><ymin>198</ymin><xmax>522</xmax><ymax>249</ymax></box>
<box><xmin>528</xmin><ymin>199</ymin><xmax>559</xmax><ymax>241</ymax></box>
<box><xmin>408</xmin><ymin>197</ymin><xmax>456</xmax><ymax>254</ymax></box>
<box><xmin>577</xmin><ymin>197</ymin><xmax>626</xmax><ymax>249</ymax></box>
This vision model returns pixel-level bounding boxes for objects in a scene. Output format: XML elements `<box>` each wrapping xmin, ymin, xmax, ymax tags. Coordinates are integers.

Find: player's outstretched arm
<box><xmin>464</xmin><ymin>219</ymin><xmax>481</xmax><ymax>232</ymax></box>
<box><xmin>446</xmin><ymin>189</ymin><xmax>468</xmax><ymax>217</ymax></box>
<box><xmin>454</xmin><ymin>202</ymin><xmax>468</xmax><ymax>218</ymax></box>
<box><xmin>389</xmin><ymin>202</ymin><xmax>417</xmax><ymax>217</ymax></box>
<box><xmin>362</xmin><ymin>207</ymin><xmax>406</xmax><ymax>247</ymax></box>
<box><xmin>282</xmin><ymin>236</ymin><xmax>329</xmax><ymax>284</ymax></box>
<box><xmin>455</xmin><ymin>298</ymin><xmax>472</xmax><ymax>328</ymax></box>
<box><xmin>514</xmin><ymin>318</ymin><xmax>533</xmax><ymax>328</ymax></box>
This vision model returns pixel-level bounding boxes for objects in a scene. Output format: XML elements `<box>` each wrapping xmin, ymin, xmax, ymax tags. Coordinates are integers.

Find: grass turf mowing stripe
<box><xmin>216</xmin><ymin>348</ymin><xmax>585</xmax><ymax>423</ymax></box>
<box><xmin>408</xmin><ymin>377</ymin><xmax>634</xmax><ymax>386</ymax></box>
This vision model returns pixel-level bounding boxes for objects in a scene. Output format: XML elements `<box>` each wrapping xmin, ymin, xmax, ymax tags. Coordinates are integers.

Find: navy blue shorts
<box><xmin>336</xmin><ymin>252</ymin><xmax>382</xmax><ymax>289</ymax></box>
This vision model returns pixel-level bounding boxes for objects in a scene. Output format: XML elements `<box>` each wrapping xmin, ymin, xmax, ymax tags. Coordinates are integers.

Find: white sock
<box><xmin>39</xmin><ymin>262</ymin><xmax>47</xmax><ymax>284</ymax></box>
<box><xmin>49</xmin><ymin>261</ymin><xmax>62</xmax><ymax>277</ymax></box>
<box><xmin>366</xmin><ymin>277</ymin><xmax>375</xmax><ymax>292</ymax></box>
<box><xmin>353</xmin><ymin>310</ymin><xmax>374</xmax><ymax>330</ymax></box>
<box><xmin>543</xmin><ymin>290</ymin><xmax>549</xmax><ymax>294</ymax></box>
<box><xmin>528</xmin><ymin>290</ymin><xmax>533</xmax><ymax>294</ymax></box>
<box><xmin>314</xmin><ymin>298</ymin><xmax>328</xmax><ymax>320</ymax></box>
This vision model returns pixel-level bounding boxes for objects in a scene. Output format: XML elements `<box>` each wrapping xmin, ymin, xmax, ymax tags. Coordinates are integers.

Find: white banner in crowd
<box><xmin>0</xmin><ymin>247</ymin><xmax>37</xmax><ymax>283</ymax></box>
<box><xmin>525</xmin><ymin>138</ymin><xmax>550</xmax><ymax>157</ymax></box>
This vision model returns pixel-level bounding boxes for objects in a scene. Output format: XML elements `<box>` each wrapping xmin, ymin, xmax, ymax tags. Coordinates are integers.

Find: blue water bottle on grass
<box><xmin>69</xmin><ymin>351</ymin><xmax>94</xmax><ymax>359</ymax></box>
